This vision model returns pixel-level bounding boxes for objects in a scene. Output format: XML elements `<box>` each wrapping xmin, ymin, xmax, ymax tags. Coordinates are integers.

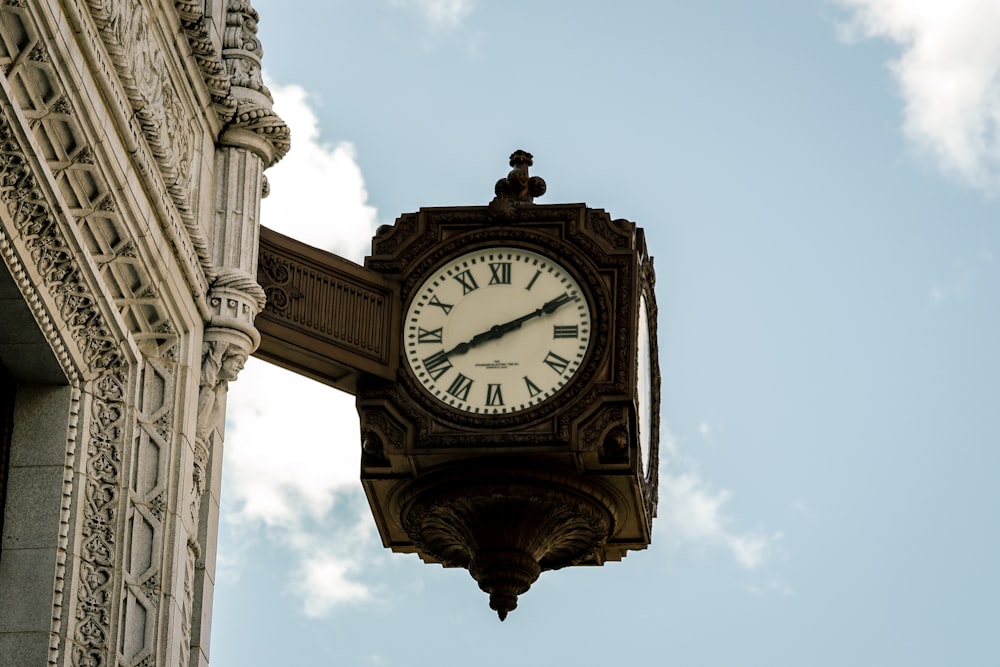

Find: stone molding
<box><xmin>0</xmin><ymin>96</ymin><xmax>129</xmax><ymax>665</ymax></box>
<box><xmin>0</xmin><ymin>36</ymin><xmax>204</xmax><ymax>667</ymax></box>
<box><xmin>0</xmin><ymin>1</ymin><xmax>282</xmax><ymax>663</ymax></box>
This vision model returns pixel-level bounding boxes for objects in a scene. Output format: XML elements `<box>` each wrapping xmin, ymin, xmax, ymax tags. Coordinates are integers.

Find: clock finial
<box><xmin>489</xmin><ymin>150</ymin><xmax>547</xmax><ymax>220</ymax></box>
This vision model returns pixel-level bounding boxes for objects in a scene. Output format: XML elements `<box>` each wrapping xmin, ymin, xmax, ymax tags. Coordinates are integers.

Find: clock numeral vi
<box><xmin>417</xmin><ymin>327</ymin><xmax>443</xmax><ymax>343</ymax></box>
<box><xmin>447</xmin><ymin>373</ymin><xmax>474</xmax><ymax>401</ymax></box>
<box><xmin>489</xmin><ymin>262</ymin><xmax>512</xmax><ymax>285</ymax></box>
<box><xmin>453</xmin><ymin>269</ymin><xmax>479</xmax><ymax>294</ymax></box>
<box><xmin>422</xmin><ymin>350</ymin><xmax>453</xmax><ymax>380</ymax></box>
<box><xmin>486</xmin><ymin>383</ymin><xmax>504</xmax><ymax>406</ymax></box>
<box><xmin>543</xmin><ymin>351</ymin><xmax>570</xmax><ymax>375</ymax></box>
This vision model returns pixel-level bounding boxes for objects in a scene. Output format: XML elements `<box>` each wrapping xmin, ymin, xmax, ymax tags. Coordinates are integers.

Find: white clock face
<box><xmin>637</xmin><ymin>294</ymin><xmax>653</xmax><ymax>476</ymax></box>
<box><xmin>404</xmin><ymin>247</ymin><xmax>592</xmax><ymax>415</ymax></box>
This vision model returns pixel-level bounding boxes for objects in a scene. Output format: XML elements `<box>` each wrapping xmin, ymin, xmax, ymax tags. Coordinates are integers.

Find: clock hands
<box><xmin>445</xmin><ymin>292</ymin><xmax>576</xmax><ymax>357</ymax></box>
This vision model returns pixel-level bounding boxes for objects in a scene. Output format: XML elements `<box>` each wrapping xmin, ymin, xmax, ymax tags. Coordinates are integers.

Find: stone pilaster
<box><xmin>182</xmin><ymin>3</ymin><xmax>289</xmax><ymax>665</ymax></box>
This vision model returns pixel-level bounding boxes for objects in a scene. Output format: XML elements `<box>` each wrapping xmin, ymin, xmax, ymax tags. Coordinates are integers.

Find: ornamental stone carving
<box><xmin>221</xmin><ymin>0</ymin><xmax>290</xmax><ymax>164</ymax></box>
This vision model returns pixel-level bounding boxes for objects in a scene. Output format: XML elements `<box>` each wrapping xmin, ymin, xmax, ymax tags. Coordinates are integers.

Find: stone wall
<box><xmin>0</xmin><ymin>1</ymin><xmax>286</xmax><ymax>665</ymax></box>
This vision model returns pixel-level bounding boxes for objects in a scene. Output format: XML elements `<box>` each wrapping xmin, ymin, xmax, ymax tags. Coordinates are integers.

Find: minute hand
<box><xmin>446</xmin><ymin>293</ymin><xmax>575</xmax><ymax>357</ymax></box>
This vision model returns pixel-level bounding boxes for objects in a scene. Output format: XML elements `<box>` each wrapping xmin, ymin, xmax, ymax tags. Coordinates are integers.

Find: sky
<box><xmin>213</xmin><ymin>1</ymin><xmax>1000</xmax><ymax>665</ymax></box>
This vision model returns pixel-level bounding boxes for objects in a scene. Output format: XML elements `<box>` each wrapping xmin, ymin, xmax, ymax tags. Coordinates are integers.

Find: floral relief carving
<box><xmin>0</xmin><ymin>88</ymin><xmax>188</xmax><ymax>667</ymax></box>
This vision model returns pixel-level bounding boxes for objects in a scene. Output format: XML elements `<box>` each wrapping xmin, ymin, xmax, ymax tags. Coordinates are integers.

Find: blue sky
<box><xmin>215</xmin><ymin>2</ymin><xmax>1000</xmax><ymax>665</ymax></box>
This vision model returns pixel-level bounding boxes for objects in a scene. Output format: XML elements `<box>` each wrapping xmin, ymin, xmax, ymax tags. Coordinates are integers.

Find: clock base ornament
<box><xmin>399</xmin><ymin>467</ymin><xmax>614</xmax><ymax>620</ymax></box>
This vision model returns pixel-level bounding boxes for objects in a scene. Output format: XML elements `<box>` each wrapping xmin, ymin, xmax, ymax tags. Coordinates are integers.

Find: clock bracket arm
<box><xmin>254</xmin><ymin>225</ymin><xmax>399</xmax><ymax>394</ymax></box>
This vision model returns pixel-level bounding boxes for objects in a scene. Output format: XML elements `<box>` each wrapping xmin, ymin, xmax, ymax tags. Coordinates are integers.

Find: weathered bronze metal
<box><xmin>255</xmin><ymin>227</ymin><xmax>399</xmax><ymax>392</ymax></box>
<box><xmin>254</xmin><ymin>153</ymin><xmax>660</xmax><ymax>620</ymax></box>
<box><xmin>356</xmin><ymin>153</ymin><xmax>660</xmax><ymax>619</ymax></box>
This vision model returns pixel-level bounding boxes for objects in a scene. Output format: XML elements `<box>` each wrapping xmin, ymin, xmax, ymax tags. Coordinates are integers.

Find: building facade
<box><xmin>0</xmin><ymin>1</ymin><xmax>287</xmax><ymax>664</ymax></box>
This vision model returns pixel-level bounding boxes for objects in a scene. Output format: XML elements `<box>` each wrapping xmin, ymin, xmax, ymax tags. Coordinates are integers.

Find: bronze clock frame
<box><xmin>256</xmin><ymin>152</ymin><xmax>660</xmax><ymax>620</ymax></box>
<box><xmin>357</xmin><ymin>201</ymin><xmax>659</xmax><ymax>614</ymax></box>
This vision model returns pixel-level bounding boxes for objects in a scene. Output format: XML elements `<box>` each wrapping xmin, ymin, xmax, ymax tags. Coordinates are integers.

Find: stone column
<box><xmin>183</xmin><ymin>3</ymin><xmax>288</xmax><ymax>666</ymax></box>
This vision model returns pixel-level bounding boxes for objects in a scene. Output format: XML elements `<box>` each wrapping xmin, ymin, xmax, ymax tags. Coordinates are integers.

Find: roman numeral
<box><xmin>553</xmin><ymin>325</ymin><xmax>579</xmax><ymax>339</ymax></box>
<box><xmin>486</xmin><ymin>383</ymin><xmax>504</xmax><ymax>406</ymax></box>
<box><xmin>489</xmin><ymin>262</ymin><xmax>512</xmax><ymax>285</ymax></box>
<box><xmin>525</xmin><ymin>269</ymin><xmax>541</xmax><ymax>290</ymax></box>
<box><xmin>524</xmin><ymin>376</ymin><xmax>542</xmax><ymax>397</ymax></box>
<box><xmin>447</xmin><ymin>373</ymin><xmax>473</xmax><ymax>401</ymax></box>
<box><xmin>422</xmin><ymin>350</ymin><xmax>452</xmax><ymax>380</ymax></box>
<box><xmin>453</xmin><ymin>269</ymin><xmax>479</xmax><ymax>294</ymax></box>
<box><xmin>542</xmin><ymin>351</ymin><xmax>570</xmax><ymax>375</ymax></box>
<box><xmin>417</xmin><ymin>327</ymin><xmax>443</xmax><ymax>343</ymax></box>
<box><xmin>428</xmin><ymin>295</ymin><xmax>453</xmax><ymax>314</ymax></box>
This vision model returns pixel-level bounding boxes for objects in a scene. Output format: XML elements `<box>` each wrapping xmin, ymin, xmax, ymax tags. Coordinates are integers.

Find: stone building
<box><xmin>0</xmin><ymin>1</ymin><xmax>287</xmax><ymax>664</ymax></box>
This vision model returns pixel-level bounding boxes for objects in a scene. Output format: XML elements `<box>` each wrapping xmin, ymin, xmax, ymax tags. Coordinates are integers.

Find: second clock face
<box><xmin>404</xmin><ymin>247</ymin><xmax>592</xmax><ymax>415</ymax></box>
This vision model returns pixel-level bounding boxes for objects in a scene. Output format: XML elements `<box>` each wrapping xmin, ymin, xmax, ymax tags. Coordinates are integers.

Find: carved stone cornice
<box><xmin>1</xmin><ymin>0</ymin><xmax>197</xmax><ymax>340</ymax></box>
<box><xmin>172</xmin><ymin>0</ymin><xmax>289</xmax><ymax>164</ymax></box>
<box><xmin>0</xmin><ymin>115</ymin><xmax>127</xmax><ymax>378</ymax></box>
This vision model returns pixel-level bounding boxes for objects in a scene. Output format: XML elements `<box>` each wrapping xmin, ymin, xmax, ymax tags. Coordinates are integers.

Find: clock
<box><xmin>403</xmin><ymin>246</ymin><xmax>593</xmax><ymax>415</ymax></box>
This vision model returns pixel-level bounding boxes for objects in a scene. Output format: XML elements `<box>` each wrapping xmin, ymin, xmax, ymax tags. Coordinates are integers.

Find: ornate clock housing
<box><xmin>403</xmin><ymin>246</ymin><xmax>593</xmax><ymax>415</ymax></box>
<box><xmin>356</xmin><ymin>152</ymin><xmax>659</xmax><ymax>620</ymax></box>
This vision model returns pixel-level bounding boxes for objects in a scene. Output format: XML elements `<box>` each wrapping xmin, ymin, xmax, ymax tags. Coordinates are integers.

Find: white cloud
<box><xmin>389</xmin><ymin>0</ymin><xmax>474</xmax><ymax>31</ymax></box>
<box><xmin>287</xmin><ymin>509</ymin><xmax>380</xmax><ymax>616</ymax></box>
<box><xmin>221</xmin><ymin>79</ymin><xmax>383</xmax><ymax>612</ymax></box>
<box><xmin>659</xmin><ymin>432</ymin><xmax>783</xmax><ymax>572</ymax></box>
<box><xmin>222</xmin><ymin>357</ymin><xmax>379</xmax><ymax>611</ymax></box>
<box><xmin>263</xmin><ymin>80</ymin><xmax>380</xmax><ymax>262</ymax></box>
<box><xmin>224</xmin><ymin>359</ymin><xmax>360</xmax><ymax>527</ymax></box>
<box><xmin>834</xmin><ymin>0</ymin><xmax>1000</xmax><ymax>192</ymax></box>
<box><xmin>927</xmin><ymin>250</ymin><xmax>993</xmax><ymax>303</ymax></box>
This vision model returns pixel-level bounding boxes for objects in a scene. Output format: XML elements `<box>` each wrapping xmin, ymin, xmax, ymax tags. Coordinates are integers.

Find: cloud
<box><xmin>659</xmin><ymin>432</ymin><xmax>784</xmax><ymax>572</ymax></box>
<box><xmin>224</xmin><ymin>359</ymin><xmax>360</xmax><ymax>527</ymax></box>
<box><xmin>833</xmin><ymin>0</ymin><xmax>1000</xmax><ymax>192</ymax></box>
<box><xmin>221</xmin><ymin>79</ymin><xmax>383</xmax><ymax>612</ymax></box>
<box><xmin>927</xmin><ymin>249</ymin><xmax>994</xmax><ymax>303</ymax></box>
<box><xmin>263</xmin><ymin>80</ymin><xmax>380</xmax><ymax>261</ymax></box>
<box><xmin>222</xmin><ymin>357</ymin><xmax>378</xmax><ymax>610</ymax></box>
<box><xmin>287</xmin><ymin>506</ymin><xmax>381</xmax><ymax>616</ymax></box>
<box><xmin>389</xmin><ymin>0</ymin><xmax>474</xmax><ymax>31</ymax></box>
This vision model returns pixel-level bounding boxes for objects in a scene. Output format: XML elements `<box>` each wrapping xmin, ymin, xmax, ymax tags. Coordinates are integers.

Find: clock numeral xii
<box><xmin>489</xmin><ymin>262</ymin><xmax>512</xmax><ymax>285</ymax></box>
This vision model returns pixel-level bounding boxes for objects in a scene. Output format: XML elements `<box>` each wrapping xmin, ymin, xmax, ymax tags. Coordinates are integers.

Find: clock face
<box><xmin>636</xmin><ymin>294</ymin><xmax>653</xmax><ymax>476</ymax></box>
<box><xmin>404</xmin><ymin>247</ymin><xmax>592</xmax><ymax>415</ymax></box>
